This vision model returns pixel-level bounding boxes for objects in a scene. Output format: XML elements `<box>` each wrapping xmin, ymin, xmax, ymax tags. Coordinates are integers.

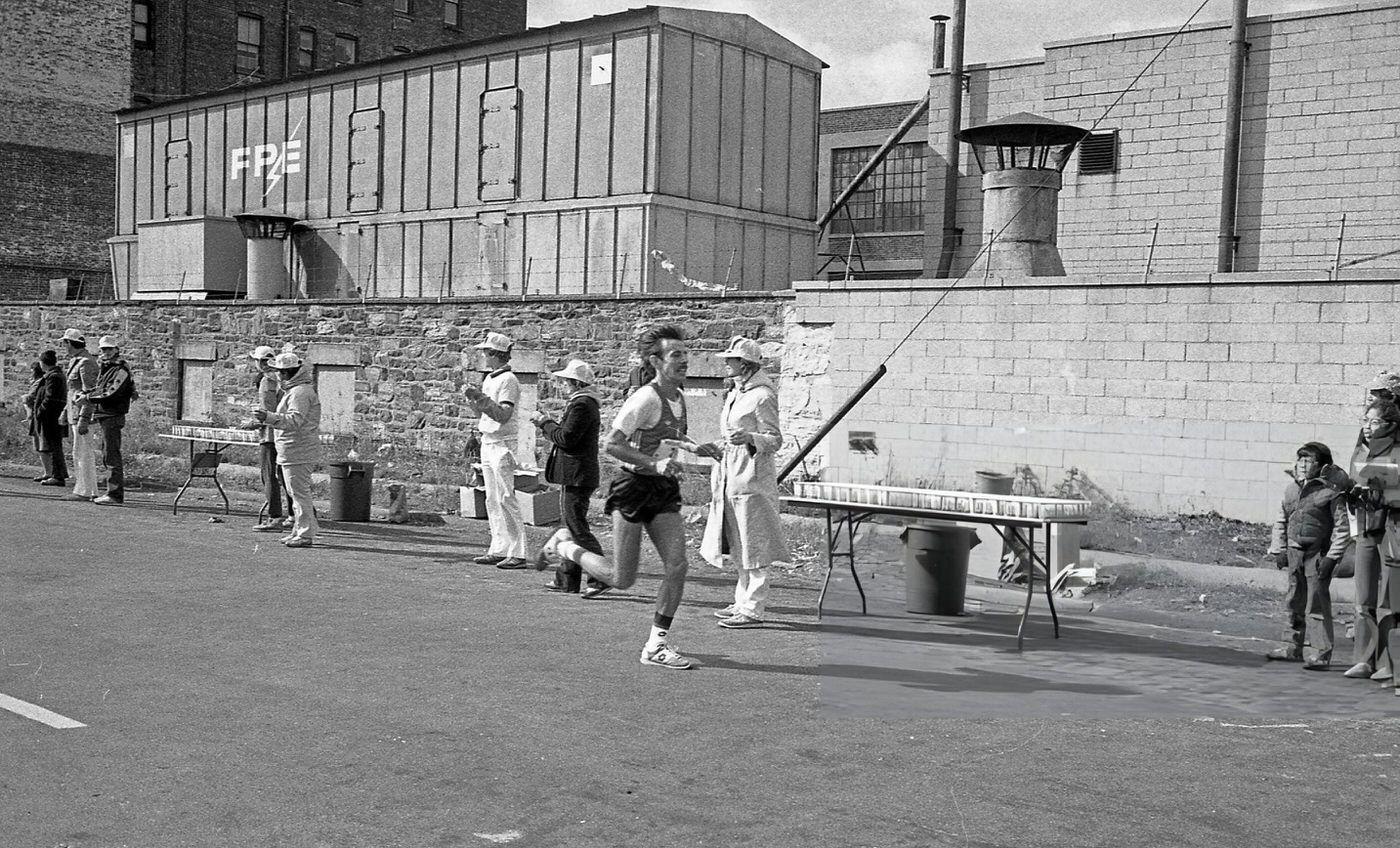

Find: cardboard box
<box><xmin>459</xmin><ymin>486</ymin><xmax>488</xmax><ymax>519</ymax></box>
<box><xmin>518</xmin><ymin>488</ymin><xmax>560</xmax><ymax>526</ymax></box>
<box><xmin>460</xmin><ymin>485</ymin><xmax>558</xmax><ymax>526</ymax></box>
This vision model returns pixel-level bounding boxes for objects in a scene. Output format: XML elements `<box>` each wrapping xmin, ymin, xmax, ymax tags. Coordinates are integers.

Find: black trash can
<box><xmin>901</xmin><ymin>523</ymin><xmax>980</xmax><ymax>616</ymax></box>
<box><xmin>327</xmin><ymin>461</ymin><xmax>375</xmax><ymax>521</ymax></box>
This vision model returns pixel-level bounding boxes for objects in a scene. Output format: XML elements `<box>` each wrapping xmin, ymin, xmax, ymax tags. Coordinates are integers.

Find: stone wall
<box><xmin>0</xmin><ymin>294</ymin><xmax>791</xmax><ymax>497</ymax></box>
<box><xmin>792</xmin><ymin>272</ymin><xmax>1400</xmax><ymax>524</ymax></box>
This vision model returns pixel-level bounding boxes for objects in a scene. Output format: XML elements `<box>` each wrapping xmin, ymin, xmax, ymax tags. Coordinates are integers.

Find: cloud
<box><xmin>815</xmin><ymin>38</ymin><xmax>930</xmax><ymax>109</ymax></box>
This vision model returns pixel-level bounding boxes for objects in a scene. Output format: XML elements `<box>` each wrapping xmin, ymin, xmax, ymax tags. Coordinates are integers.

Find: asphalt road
<box><xmin>2</xmin><ymin>473</ymin><xmax>1398</xmax><ymax>848</ymax></box>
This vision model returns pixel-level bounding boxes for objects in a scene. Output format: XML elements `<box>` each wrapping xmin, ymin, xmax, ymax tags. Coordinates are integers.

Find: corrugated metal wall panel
<box><xmin>117</xmin><ymin>125</ymin><xmax>134</xmax><ymax>234</ymax></box>
<box><xmin>329</xmin><ymin>83</ymin><xmax>357</xmax><ymax>217</ymax></box>
<box><xmin>657</xmin><ymin>28</ymin><xmax>692</xmax><ymax>198</ymax></box>
<box><xmin>239</xmin><ymin>99</ymin><xmax>263</xmax><ymax>213</ymax></box>
<box><xmin>378</xmin><ymin>76</ymin><xmax>405</xmax><ymax>214</ymax></box>
<box><xmin>134</xmin><ymin>120</ymin><xmax>153</xmax><ymax>224</ymax></box>
<box><xmin>514</xmin><ymin>49</ymin><xmax>547</xmax><ymax>203</ymax></box>
<box><xmin>456</xmin><ymin>61</ymin><xmax>486</xmax><ymax>207</ymax></box>
<box><xmin>688</xmin><ymin>36</ymin><xmax>721</xmax><ymax>205</ymax></box>
<box><xmin>717</xmin><ymin>42</ymin><xmax>745</xmax><ymax>208</ymax></box>
<box><xmin>545</xmin><ymin>43</ymin><xmax>581</xmax><ymax>201</ymax></box>
<box><xmin>187</xmin><ymin>111</ymin><xmax>206</xmax><ymax>217</ymax></box>
<box><xmin>577</xmin><ymin>38</ymin><xmax>613</xmax><ymax>199</ymax></box>
<box><xmin>586</xmin><ymin>207</ymin><xmax>617</xmax><ymax>293</ymax></box>
<box><xmin>742</xmin><ymin>221</ymin><xmax>765</xmax><ymax>288</ymax></box>
<box><xmin>761</xmin><ymin>59</ymin><xmax>790</xmax><ymax>216</ymax></box>
<box><xmin>421</xmin><ymin>220</ymin><xmax>451</xmax><ymax>298</ymax></box>
<box><xmin>616</xmin><ymin>205</ymin><xmax>646</xmax><ymax>292</ymax></box>
<box><xmin>610</xmin><ymin>30</ymin><xmax>649</xmax><ymax>195</ymax></box>
<box><xmin>402</xmin><ymin>221</ymin><xmax>423</xmax><ymax>297</ymax></box>
<box><xmin>713</xmin><ymin>216</ymin><xmax>741</xmax><ymax>288</ymax></box>
<box><xmin>523</xmin><ymin>212</ymin><xmax>558</xmax><ymax>294</ymax></box>
<box><xmin>740</xmin><ymin>52</ymin><xmax>766</xmax><ymax>212</ymax></box>
<box><xmin>284</xmin><ymin>93</ymin><xmax>309</xmax><ymax>217</ymax></box>
<box><xmin>402</xmin><ymin>69</ymin><xmax>432</xmax><ymax>212</ymax></box>
<box><xmin>556</xmin><ymin>210</ymin><xmax>586</xmax><ymax>292</ymax></box>
<box><xmin>428</xmin><ymin>65</ymin><xmax>459</xmax><ymax>210</ymax></box>
<box><xmin>686</xmin><ymin>211</ymin><xmax>717</xmax><ymax>285</ymax></box>
<box><xmin>652</xmin><ymin>204</ymin><xmax>687</xmax><ymax>291</ymax></box>
<box><xmin>305</xmin><ymin>88</ymin><xmax>331</xmax><ymax>219</ymax></box>
<box><xmin>789</xmin><ymin>69</ymin><xmax>818</xmax><ymax>221</ymax></box>
<box><xmin>375</xmin><ymin>223</ymin><xmax>404</xmax><ymax>297</ymax></box>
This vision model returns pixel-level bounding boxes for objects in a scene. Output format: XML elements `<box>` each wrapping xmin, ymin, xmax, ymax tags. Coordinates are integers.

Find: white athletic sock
<box><xmin>645</xmin><ymin>625</ymin><xmax>668</xmax><ymax>652</ymax></box>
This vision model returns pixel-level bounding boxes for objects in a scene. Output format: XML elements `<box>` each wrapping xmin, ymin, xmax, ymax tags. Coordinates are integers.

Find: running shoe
<box><xmin>640</xmin><ymin>643</ymin><xmax>694</xmax><ymax>670</ymax></box>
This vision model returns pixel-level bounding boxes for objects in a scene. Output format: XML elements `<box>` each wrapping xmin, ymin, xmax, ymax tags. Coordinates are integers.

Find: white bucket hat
<box><xmin>271</xmin><ymin>352</ymin><xmax>304</xmax><ymax>369</ymax></box>
<box><xmin>550</xmin><ymin>359</ymin><xmax>595</xmax><ymax>385</ymax></box>
<box><xmin>718</xmin><ymin>336</ymin><xmax>763</xmax><ymax>365</ymax></box>
<box><xmin>97</xmin><ymin>336</ymin><xmax>120</xmax><ymax>350</ymax></box>
<box><xmin>60</xmin><ymin>328</ymin><xmax>86</xmax><ymax>344</ymax></box>
<box><xmin>474</xmin><ymin>331</ymin><xmax>513</xmax><ymax>353</ymax></box>
<box><xmin>248</xmin><ymin>345</ymin><xmax>277</xmax><ymax>360</ymax></box>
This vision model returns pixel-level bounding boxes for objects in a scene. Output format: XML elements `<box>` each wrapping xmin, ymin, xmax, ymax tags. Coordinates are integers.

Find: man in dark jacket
<box><xmin>32</xmin><ymin>349</ymin><xmax>68</xmax><ymax>486</ymax></box>
<box><xmin>1266</xmin><ymin>441</ymin><xmax>1351</xmax><ymax>668</ymax></box>
<box><xmin>530</xmin><ymin>359</ymin><xmax>604</xmax><ymax>593</ymax></box>
<box><xmin>85</xmin><ymin>336</ymin><xmax>135</xmax><ymax>505</ymax></box>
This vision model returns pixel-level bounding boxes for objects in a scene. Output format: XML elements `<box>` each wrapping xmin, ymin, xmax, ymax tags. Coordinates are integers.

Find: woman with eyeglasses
<box><xmin>1346</xmin><ymin>397</ymin><xmax>1400</xmax><ymax>686</ymax></box>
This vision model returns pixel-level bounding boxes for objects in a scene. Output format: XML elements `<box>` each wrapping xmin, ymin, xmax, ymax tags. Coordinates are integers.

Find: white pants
<box><xmin>734</xmin><ymin>567</ymin><xmax>769</xmax><ymax>618</ymax></box>
<box><xmin>69</xmin><ymin>426</ymin><xmax>97</xmax><ymax>497</ymax></box>
<box><xmin>481</xmin><ymin>440</ymin><xmax>526</xmax><ymax>558</ymax></box>
<box><xmin>282</xmin><ymin>462</ymin><xmax>319</xmax><ymax>541</ymax></box>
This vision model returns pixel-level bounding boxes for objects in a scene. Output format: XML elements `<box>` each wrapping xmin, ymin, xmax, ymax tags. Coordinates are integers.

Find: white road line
<box><xmin>0</xmin><ymin>693</ymin><xmax>87</xmax><ymax>729</ymax></box>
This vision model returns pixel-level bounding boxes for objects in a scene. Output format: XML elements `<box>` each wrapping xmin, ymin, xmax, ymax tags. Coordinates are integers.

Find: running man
<box><xmin>538</xmin><ymin>324</ymin><xmax>703</xmax><ymax>670</ymax></box>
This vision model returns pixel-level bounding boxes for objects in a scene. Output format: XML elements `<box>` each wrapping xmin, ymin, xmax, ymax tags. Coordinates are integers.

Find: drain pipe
<box><xmin>934</xmin><ymin>0</ymin><xmax>966</xmax><ymax>278</ymax></box>
<box><xmin>1215</xmin><ymin>0</ymin><xmax>1249</xmax><ymax>272</ymax></box>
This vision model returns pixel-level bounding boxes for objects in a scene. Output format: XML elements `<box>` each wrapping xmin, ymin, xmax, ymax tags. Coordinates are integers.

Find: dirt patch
<box><xmin>1084</xmin><ymin>507</ymin><xmax>1273</xmax><ymax>568</ymax></box>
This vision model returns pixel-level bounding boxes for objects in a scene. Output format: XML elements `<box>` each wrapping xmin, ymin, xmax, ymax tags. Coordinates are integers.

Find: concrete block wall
<box><xmin>919</xmin><ymin>2</ymin><xmax>1400</xmax><ymax>280</ymax></box>
<box><xmin>789</xmin><ymin>273</ymin><xmax>1400</xmax><ymax>523</ymax></box>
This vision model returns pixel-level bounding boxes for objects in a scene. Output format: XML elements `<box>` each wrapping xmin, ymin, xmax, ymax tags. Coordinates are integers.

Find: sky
<box><xmin>528</xmin><ymin>1</ymin><xmax>1346</xmax><ymax>108</ymax></box>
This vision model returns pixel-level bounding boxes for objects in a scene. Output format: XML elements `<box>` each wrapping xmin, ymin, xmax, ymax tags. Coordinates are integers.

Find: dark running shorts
<box><xmin>604</xmin><ymin>471</ymin><xmax>683</xmax><ymax>524</ymax></box>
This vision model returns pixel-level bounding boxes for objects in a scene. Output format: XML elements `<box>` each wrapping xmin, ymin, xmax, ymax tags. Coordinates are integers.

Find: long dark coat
<box><xmin>539</xmin><ymin>392</ymin><xmax>601</xmax><ymax>488</ymax></box>
<box><xmin>30</xmin><ymin>369</ymin><xmax>67</xmax><ymax>452</ymax></box>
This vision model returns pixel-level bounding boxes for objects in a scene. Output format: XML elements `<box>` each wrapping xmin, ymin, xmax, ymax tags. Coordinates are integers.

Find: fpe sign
<box><xmin>230</xmin><ymin>140</ymin><xmax>302</xmax><ymax>194</ymax></box>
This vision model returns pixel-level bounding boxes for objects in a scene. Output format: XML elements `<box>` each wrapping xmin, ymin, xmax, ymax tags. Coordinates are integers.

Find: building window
<box><xmin>443</xmin><ymin>0</ymin><xmax>460</xmax><ymax>27</ymax></box>
<box><xmin>132</xmin><ymin>1</ymin><xmax>153</xmax><ymax>47</ymax></box>
<box><xmin>829</xmin><ymin>143</ymin><xmax>926</xmax><ymax>234</ymax></box>
<box><xmin>236</xmin><ymin>14</ymin><xmax>263</xmax><ymax>76</ymax></box>
<box><xmin>297</xmin><ymin>28</ymin><xmax>317</xmax><ymax>72</ymax></box>
<box><xmin>394</xmin><ymin>0</ymin><xmax>412</xmax><ymax>15</ymax></box>
<box><xmin>1078</xmin><ymin>131</ymin><xmax>1119</xmax><ymax>175</ymax></box>
<box><xmin>334</xmin><ymin>34</ymin><xmax>359</xmax><ymax>67</ymax></box>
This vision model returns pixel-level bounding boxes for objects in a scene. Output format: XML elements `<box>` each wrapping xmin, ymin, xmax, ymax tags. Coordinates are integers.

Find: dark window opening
<box><xmin>1078</xmin><ymin>131</ymin><xmax>1119</xmax><ymax>175</ymax></box>
<box><xmin>334</xmin><ymin>34</ymin><xmax>359</xmax><ymax>67</ymax></box>
<box><xmin>296</xmin><ymin>28</ymin><xmax>317</xmax><ymax>72</ymax></box>
<box><xmin>133</xmin><ymin>1</ymin><xmax>153</xmax><ymax>47</ymax></box>
<box><xmin>829</xmin><ymin>143</ymin><xmax>927</xmax><ymax>234</ymax></box>
<box><xmin>236</xmin><ymin>14</ymin><xmax>263</xmax><ymax>76</ymax></box>
<box><xmin>443</xmin><ymin>0</ymin><xmax>460</xmax><ymax>27</ymax></box>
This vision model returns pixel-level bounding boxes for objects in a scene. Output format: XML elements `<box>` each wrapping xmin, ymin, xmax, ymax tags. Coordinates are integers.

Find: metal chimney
<box><xmin>956</xmin><ymin>112</ymin><xmax>1086</xmax><ymax>276</ymax></box>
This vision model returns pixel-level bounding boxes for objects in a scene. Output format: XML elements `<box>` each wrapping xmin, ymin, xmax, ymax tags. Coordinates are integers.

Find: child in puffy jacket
<box><xmin>1266</xmin><ymin>441</ymin><xmax>1351</xmax><ymax>669</ymax></box>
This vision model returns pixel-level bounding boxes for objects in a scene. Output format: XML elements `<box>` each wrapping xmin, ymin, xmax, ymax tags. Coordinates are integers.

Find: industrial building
<box><xmin>0</xmin><ymin>0</ymin><xmax>527</xmax><ymax>299</ymax></box>
<box><xmin>109</xmin><ymin>6</ymin><xmax>824</xmax><ymax>300</ymax></box>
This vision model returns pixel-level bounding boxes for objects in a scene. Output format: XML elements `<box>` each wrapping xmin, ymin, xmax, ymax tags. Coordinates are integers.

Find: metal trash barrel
<box><xmin>327</xmin><ymin>461</ymin><xmax>375</xmax><ymax>521</ymax></box>
<box><xmin>901</xmin><ymin>523</ymin><xmax>980</xmax><ymax>616</ymax></box>
<box><xmin>975</xmin><ymin>469</ymin><xmax>1015</xmax><ymax>495</ymax></box>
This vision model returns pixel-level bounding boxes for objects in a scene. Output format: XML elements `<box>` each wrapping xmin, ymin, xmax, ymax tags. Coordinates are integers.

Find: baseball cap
<box><xmin>97</xmin><ymin>336</ymin><xmax>119</xmax><ymax>349</ymax></box>
<box><xmin>271</xmin><ymin>352</ymin><xmax>304</xmax><ymax>369</ymax></box>
<box><xmin>474</xmin><ymin>331</ymin><xmax>513</xmax><ymax>353</ymax></box>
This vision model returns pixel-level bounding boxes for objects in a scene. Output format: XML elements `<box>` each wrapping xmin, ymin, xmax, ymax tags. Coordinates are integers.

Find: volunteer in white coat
<box><xmin>700</xmin><ymin>336</ymin><xmax>788</xmax><ymax>628</ymax></box>
<box><xmin>464</xmin><ymin>331</ymin><xmax>527</xmax><ymax>568</ymax></box>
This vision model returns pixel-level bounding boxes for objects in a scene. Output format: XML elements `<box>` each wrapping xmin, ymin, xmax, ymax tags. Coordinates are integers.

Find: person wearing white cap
<box><xmin>247</xmin><ymin>345</ymin><xmax>295</xmax><ymax>531</ymax></box>
<box><xmin>253</xmin><ymin>352</ymin><xmax>321</xmax><ymax>547</ymax></box>
<box><xmin>464</xmin><ymin>331</ymin><xmax>527</xmax><ymax>568</ymax></box>
<box><xmin>85</xmin><ymin>336</ymin><xmax>135</xmax><ymax>505</ymax></box>
<box><xmin>529</xmin><ymin>359</ymin><xmax>605</xmax><ymax>592</ymax></box>
<box><xmin>59</xmin><ymin>328</ymin><xmax>99</xmax><ymax>501</ymax></box>
<box><xmin>699</xmin><ymin>336</ymin><xmax>788</xmax><ymax>629</ymax></box>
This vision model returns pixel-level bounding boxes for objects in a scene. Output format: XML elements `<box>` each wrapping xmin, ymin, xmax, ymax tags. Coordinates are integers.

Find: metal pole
<box><xmin>817</xmin><ymin>93</ymin><xmax>930</xmax><ymax>232</ymax></box>
<box><xmin>778</xmin><ymin>363</ymin><xmax>888</xmax><ymax>483</ymax></box>
<box><xmin>1332</xmin><ymin>213</ymin><xmax>1348</xmax><ymax>279</ymax></box>
<box><xmin>1215</xmin><ymin>0</ymin><xmax>1249</xmax><ymax>272</ymax></box>
<box><xmin>935</xmin><ymin>0</ymin><xmax>967</xmax><ymax>278</ymax></box>
<box><xmin>1143</xmin><ymin>223</ymin><xmax>1159</xmax><ymax>282</ymax></box>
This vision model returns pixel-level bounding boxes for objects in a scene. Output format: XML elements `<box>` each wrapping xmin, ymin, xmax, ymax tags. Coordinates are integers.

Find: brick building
<box><xmin>820</xmin><ymin>1</ymin><xmax>1400</xmax><ymax>280</ymax></box>
<box><xmin>0</xmin><ymin>0</ymin><xmax>527</xmax><ymax>299</ymax></box>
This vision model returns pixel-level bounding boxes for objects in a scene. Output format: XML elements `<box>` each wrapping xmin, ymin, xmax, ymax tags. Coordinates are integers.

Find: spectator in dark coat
<box><xmin>20</xmin><ymin>361</ymin><xmax>45</xmax><ymax>480</ymax></box>
<box><xmin>86</xmin><ymin>336</ymin><xmax>135</xmax><ymax>505</ymax></box>
<box><xmin>530</xmin><ymin>359</ymin><xmax>604</xmax><ymax>593</ymax></box>
<box><xmin>31</xmin><ymin>350</ymin><xmax>68</xmax><ymax>486</ymax></box>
